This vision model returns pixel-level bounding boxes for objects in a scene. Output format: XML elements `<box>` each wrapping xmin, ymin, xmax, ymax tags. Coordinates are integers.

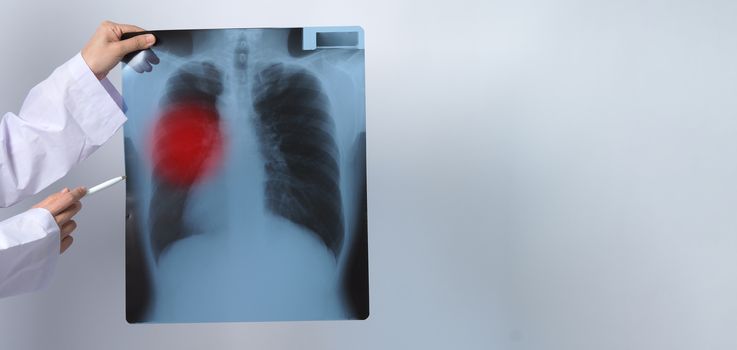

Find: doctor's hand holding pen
<box><xmin>32</xmin><ymin>187</ymin><xmax>87</xmax><ymax>254</ymax></box>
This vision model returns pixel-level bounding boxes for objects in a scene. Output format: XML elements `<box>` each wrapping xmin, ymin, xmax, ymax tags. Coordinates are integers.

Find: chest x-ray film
<box><xmin>122</xmin><ymin>27</ymin><xmax>368</xmax><ymax>323</ymax></box>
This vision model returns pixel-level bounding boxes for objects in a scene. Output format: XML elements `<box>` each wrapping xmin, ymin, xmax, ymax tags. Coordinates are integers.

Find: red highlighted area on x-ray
<box><xmin>150</xmin><ymin>102</ymin><xmax>224</xmax><ymax>187</ymax></box>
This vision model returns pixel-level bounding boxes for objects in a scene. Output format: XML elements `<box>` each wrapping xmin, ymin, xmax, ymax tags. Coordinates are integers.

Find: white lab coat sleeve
<box><xmin>0</xmin><ymin>52</ymin><xmax>127</xmax><ymax>207</ymax></box>
<box><xmin>0</xmin><ymin>208</ymin><xmax>60</xmax><ymax>298</ymax></box>
<box><xmin>0</xmin><ymin>53</ymin><xmax>127</xmax><ymax>298</ymax></box>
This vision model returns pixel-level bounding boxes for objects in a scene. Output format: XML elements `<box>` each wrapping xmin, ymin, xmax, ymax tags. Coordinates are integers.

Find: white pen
<box><xmin>86</xmin><ymin>175</ymin><xmax>127</xmax><ymax>196</ymax></box>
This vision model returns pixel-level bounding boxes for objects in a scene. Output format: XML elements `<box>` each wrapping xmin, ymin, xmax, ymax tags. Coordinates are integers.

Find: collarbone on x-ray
<box><xmin>122</xmin><ymin>27</ymin><xmax>368</xmax><ymax>323</ymax></box>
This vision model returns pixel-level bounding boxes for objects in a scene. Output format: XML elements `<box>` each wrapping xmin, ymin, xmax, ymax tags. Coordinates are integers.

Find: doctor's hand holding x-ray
<box><xmin>0</xmin><ymin>21</ymin><xmax>155</xmax><ymax>298</ymax></box>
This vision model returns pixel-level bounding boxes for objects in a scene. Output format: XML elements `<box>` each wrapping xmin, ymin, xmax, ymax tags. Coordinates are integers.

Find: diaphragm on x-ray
<box><xmin>122</xmin><ymin>27</ymin><xmax>367</xmax><ymax>323</ymax></box>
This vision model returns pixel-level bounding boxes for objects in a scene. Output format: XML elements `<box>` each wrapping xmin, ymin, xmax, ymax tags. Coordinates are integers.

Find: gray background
<box><xmin>0</xmin><ymin>0</ymin><xmax>735</xmax><ymax>349</ymax></box>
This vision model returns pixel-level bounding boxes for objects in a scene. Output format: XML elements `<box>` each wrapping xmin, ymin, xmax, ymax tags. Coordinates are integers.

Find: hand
<box><xmin>81</xmin><ymin>20</ymin><xmax>156</xmax><ymax>80</ymax></box>
<box><xmin>32</xmin><ymin>187</ymin><xmax>87</xmax><ymax>254</ymax></box>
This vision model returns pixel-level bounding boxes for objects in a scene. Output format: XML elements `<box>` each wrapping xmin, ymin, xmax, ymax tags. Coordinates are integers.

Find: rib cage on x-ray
<box><xmin>149</xmin><ymin>61</ymin><xmax>224</xmax><ymax>260</ymax></box>
<box><xmin>123</xmin><ymin>27</ymin><xmax>367</xmax><ymax>323</ymax></box>
<box><xmin>147</xmin><ymin>39</ymin><xmax>343</xmax><ymax>260</ymax></box>
<box><xmin>251</xmin><ymin>63</ymin><xmax>344</xmax><ymax>255</ymax></box>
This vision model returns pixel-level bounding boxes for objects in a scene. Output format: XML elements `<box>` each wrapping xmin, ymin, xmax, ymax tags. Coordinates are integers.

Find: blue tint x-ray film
<box><xmin>122</xmin><ymin>27</ymin><xmax>368</xmax><ymax>323</ymax></box>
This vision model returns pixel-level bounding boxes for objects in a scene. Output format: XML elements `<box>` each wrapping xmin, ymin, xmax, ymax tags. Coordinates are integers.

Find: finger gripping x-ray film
<box><xmin>122</xmin><ymin>27</ymin><xmax>368</xmax><ymax>323</ymax></box>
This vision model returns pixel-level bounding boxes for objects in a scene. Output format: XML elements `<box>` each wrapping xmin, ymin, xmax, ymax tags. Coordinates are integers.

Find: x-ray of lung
<box><xmin>122</xmin><ymin>27</ymin><xmax>368</xmax><ymax>323</ymax></box>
